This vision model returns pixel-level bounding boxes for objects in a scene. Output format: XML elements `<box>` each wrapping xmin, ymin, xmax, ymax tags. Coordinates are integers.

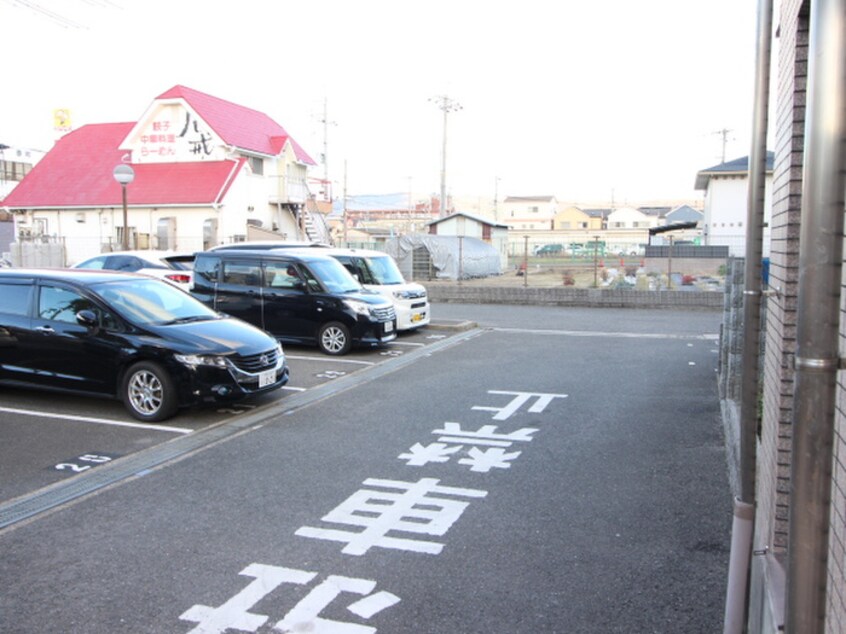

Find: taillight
<box><xmin>166</xmin><ymin>273</ymin><xmax>191</xmax><ymax>284</ymax></box>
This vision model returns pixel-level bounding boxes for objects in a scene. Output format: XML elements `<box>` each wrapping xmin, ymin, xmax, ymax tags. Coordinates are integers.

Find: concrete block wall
<box><xmin>426</xmin><ymin>285</ymin><xmax>725</xmax><ymax>310</ymax></box>
<box><xmin>8</xmin><ymin>240</ymin><xmax>67</xmax><ymax>268</ymax></box>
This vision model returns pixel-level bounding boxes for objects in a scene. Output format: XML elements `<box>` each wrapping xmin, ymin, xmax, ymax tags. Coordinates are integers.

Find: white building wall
<box><xmin>703</xmin><ymin>176</ymin><xmax>773</xmax><ymax>257</ymax></box>
<box><xmin>606</xmin><ymin>207</ymin><xmax>657</xmax><ymax>229</ymax></box>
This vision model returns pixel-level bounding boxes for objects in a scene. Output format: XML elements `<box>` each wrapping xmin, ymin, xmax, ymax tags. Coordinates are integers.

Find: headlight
<box><xmin>175</xmin><ymin>353</ymin><xmax>230</xmax><ymax>369</ymax></box>
<box><xmin>393</xmin><ymin>290</ymin><xmax>412</xmax><ymax>299</ymax></box>
<box><xmin>343</xmin><ymin>299</ymin><xmax>372</xmax><ymax>316</ymax></box>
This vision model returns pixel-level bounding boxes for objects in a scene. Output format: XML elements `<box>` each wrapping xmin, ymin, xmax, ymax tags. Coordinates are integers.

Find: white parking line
<box><xmin>493</xmin><ymin>327</ymin><xmax>717</xmax><ymax>340</ymax></box>
<box><xmin>388</xmin><ymin>341</ymin><xmax>425</xmax><ymax>347</ymax></box>
<box><xmin>285</xmin><ymin>355</ymin><xmax>376</xmax><ymax>366</ymax></box>
<box><xmin>0</xmin><ymin>407</ymin><xmax>192</xmax><ymax>434</ymax></box>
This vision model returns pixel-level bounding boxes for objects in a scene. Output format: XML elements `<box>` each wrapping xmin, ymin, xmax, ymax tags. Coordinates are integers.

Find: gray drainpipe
<box><xmin>786</xmin><ymin>0</ymin><xmax>846</xmax><ymax>631</ymax></box>
<box><xmin>723</xmin><ymin>0</ymin><xmax>772</xmax><ymax>631</ymax></box>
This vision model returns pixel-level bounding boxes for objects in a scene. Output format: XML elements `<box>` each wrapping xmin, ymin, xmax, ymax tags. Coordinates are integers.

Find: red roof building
<box><xmin>1</xmin><ymin>85</ymin><xmax>323</xmax><ymax>265</ymax></box>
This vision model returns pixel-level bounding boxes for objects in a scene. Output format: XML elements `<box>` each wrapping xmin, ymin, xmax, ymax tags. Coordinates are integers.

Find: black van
<box><xmin>191</xmin><ymin>249</ymin><xmax>397</xmax><ymax>355</ymax></box>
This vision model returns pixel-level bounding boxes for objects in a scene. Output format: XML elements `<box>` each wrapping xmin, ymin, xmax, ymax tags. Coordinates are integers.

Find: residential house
<box><xmin>583</xmin><ymin>208</ymin><xmax>609</xmax><ymax>230</ymax></box>
<box><xmin>0</xmin><ymin>85</ymin><xmax>320</xmax><ymax>266</ymax></box>
<box><xmin>606</xmin><ymin>206</ymin><xmax>659</xmax><ymax>230</ymax></box>
<box><xmin>646</xmin><ymin>205</ymin><xmax>705</xmax><ymax>246</ymax></box>
<box><xmin>0</xmin><ymin>144</ymin><xmax>45</xmax><ymax>200</ymax></box>
<box><xmin>426</xmin><ymin>211</ymin><xmax>509</xmax><ymax>270</ymax></box>
<box><xmin>664</xmin><ymin>204</ymin><xmax>704</xmax><ymax>225</ymax></box>
<box><xmin>694</xmin><ymin>152</ymin><xmax>774</xmax><ymax>257</ymax></box>
<box><xmin>501</xmin><ymin>195</ymin><xmax>557</xmax><ymax>231</ymax></box>
<box><xmin>553</xmin><ymin>206</ymin><xmax>592</xmax><ymax>230</ymax></box>
<box><xmin>0</xmin><ymin>144</ymin><xmax>45</xmax><ymax>257</ymax></box>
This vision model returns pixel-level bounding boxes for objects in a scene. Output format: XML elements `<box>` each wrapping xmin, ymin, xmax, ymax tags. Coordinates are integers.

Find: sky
<box><xmin>2</xmin><ymin>0</ymin><xmax>763</xmax><ymax>206</ymax></box>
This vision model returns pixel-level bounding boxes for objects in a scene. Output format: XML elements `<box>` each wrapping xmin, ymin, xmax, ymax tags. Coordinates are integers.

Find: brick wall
<box><xmin>755</xmin><ymin>0</ymin><xmax>806</xmax><ymax>565</ymax></box>
<box><xmin>748</xmin><ymin>1</ymin><xmax>806</xmax><ymax>631</ymax></box>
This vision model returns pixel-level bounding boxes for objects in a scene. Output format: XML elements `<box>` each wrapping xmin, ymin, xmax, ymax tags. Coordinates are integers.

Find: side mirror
<box><xmin>76</xmin><ymin>309</ymin><xmax>99</xmax><ymax>329</ymax></box>
<box><xmin>292</xmin><ymin>280</ymin><xmax>307</xmax><ymax>292</ymax></box>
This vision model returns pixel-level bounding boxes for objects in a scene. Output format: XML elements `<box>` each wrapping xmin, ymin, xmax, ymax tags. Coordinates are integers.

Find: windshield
<box><xmin>306</xmin><ymin>258</ymin><xmax>363</xmax><ymax>293</ymax></box>
<box><xmin>95</xmin><ymin>278</ymin><xmax>219</xmax><ymax>326</ymax></box>
<box><xmin>363</xmin><ymin>255</ymin><xmax>405</xmax><ymax>285</ymax></box>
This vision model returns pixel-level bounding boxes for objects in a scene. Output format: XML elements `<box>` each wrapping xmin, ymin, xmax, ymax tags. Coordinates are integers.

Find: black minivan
<box><xmin>191</xmin><ymin>249</ymin><xmax>397</xmax><ymax>355</ymax></box>
<box><xmin>0</xmin><ymin>269</ymin><xmax>289</xmax><ymax>422</ymax></box>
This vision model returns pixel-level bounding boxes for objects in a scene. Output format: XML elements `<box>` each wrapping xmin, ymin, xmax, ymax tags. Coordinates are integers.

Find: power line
<box><xmin>4</xmin><ymin>0</ymin><xmax>88</xmax><ymax>28</ymax></box>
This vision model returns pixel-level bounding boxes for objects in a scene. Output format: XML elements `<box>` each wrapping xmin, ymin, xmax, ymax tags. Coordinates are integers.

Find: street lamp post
<box><xmin>113</xmin><ymin>164</ymin><xmax>135</xmax><ymax>250</ymax></box>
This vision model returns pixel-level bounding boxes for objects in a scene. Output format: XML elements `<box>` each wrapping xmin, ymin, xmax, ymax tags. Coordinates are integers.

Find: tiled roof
<box><xmin>503</xmin><ymin>195</ymin><xmax>556</xmax><ymax>203</ymax></box>
<box><xmin>157</xmin><ymin>85</ymin><xmax>316</xmax><ymax>164</ymax></box>
<box><xmin>426</xmin><ymin>211</ymin><xmax>509</xmax><ymax>228</ymax></box>
<box><xmin>1</xmin><ymin>123</ymin><xmax>245</xmax><ymax>209</ymax></box>
<box><xmin>694</xmin><ymin>152</ymin><xmax>774</xmax><ymax>190</ymax></box>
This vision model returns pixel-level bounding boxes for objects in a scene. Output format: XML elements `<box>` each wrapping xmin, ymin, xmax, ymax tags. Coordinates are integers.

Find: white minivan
<box><xmin>326</xmin><ymin>248</ymin><xmax>430</xmax><ymax>331</ymax></box>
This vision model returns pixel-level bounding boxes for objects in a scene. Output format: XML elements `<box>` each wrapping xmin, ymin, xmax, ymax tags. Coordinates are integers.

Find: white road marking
<box><xmin>0</xmin><ymin>406</ymin><xmax>192</xmax><ymax>434</ymax></box>
<box><xmin>285</xmin><ymin>355</ymin><xmax>376</xmax><ymax>366</ymax></box>
<box><xmin>493</xmin><ymin>327</ymin><xmax>718</xmax><ymax>340</ymax></box>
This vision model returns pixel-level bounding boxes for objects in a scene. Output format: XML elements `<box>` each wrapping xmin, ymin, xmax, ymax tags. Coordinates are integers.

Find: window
<box><xmin>0</xmin><ymin>159</ymin><xmax>33</xmax><ymax>183</ymax></box>
<box><xmin>264</xmin><ymin>262</ymin><xmax>305</xmax><ymax>289</ymax></box>
<box><xmin>107</xmin><ymin>255</ymin><xmax>147</xmax><ymax>271</ymax></box>
<box><xmin>38</xmin><ymin>286</ymin><xmax>94</xmax><ymax>323</ymax></box>
<box><xmin>222</xmin><ymin>261</ymin><xmax>262</xmax><ymax>287</ymax></box>
<box><xmin>0</xmin><ymin>282</ymin><xmax>32</xmax><ymax>316</ymax></box>
<box><xmin>194</xmin><ymin>256</ymin><xmax>220</xmax><ymax>283</ymax></box>
<box><xmin>249</xmin><ymin>156</ymin><xmax>264</xmax><ymax>175</ymax></box>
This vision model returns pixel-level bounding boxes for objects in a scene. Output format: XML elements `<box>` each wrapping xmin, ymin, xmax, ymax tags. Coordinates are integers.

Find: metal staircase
<box><xmin>299</xmin><ymin>194</ymin><xmax>333</xmax><ymax>245</ymax></box>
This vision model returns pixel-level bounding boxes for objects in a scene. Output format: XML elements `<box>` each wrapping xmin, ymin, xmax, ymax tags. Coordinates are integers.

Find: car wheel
<box><xmin>317</xmin><ymin>321</ymin><xmax>352</xmax><ymax>355</ymax></box>
<box><xmin>121</xmin><ymin>361</ymin><xmax>179</xmax><ymax>422</ymax></box>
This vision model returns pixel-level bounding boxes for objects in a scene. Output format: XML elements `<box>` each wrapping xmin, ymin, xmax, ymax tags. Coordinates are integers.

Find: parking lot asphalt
<box><xmin>0</xmin><ymin>319</ymin><xmax>477</xmax><ymax>526</ymax></box>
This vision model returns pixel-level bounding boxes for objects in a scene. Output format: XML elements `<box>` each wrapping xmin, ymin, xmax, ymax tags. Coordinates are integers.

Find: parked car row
<box><xmin>191</xmin><ymin>248</ymin><xmax>400</xmax><ymax>355</ymax></box>
<box><xmin>0</xmin><ymin>243</ymin><xmax>431</xmax><ymax>422</ymax></box>
<box><xmin>71</xmin><ymin>244</ymin><xmax>430</xmax><ymax>335</ymax></box>
<box><xmin>0</xmin><ymin>268</ymin><xmax>288</xmax><ymax>422</ymax></box>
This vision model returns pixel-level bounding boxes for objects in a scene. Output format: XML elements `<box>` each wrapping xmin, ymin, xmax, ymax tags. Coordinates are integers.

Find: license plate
<box><xmin>411</xmin><ymin>312</ymin><xmax>425</xmax><ymax>322</ymax></box>
<box><xmin>258</xmin><ymin>369</ymin><xmax>275</xmax><ymax>387</ymax></box>
<box><xmin>384</xmin><ymin>320</ymin><xmax>394</xmax><ymax>333</ymax></box>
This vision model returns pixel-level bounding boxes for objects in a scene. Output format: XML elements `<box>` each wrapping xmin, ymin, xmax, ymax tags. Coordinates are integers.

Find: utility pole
<box><xmin>430</xmin><ymin>95</ymin><xmax>462</xmax><ymax>217</ymax></box>
<box><xmin>494</xmin><ymin>176</ymin><xmax>501</xmax><ymax>222</ymax></box>
<box><xmin>342</xmin><ymin>160</ymin><xmax>348</xmax><ymax>247</ymax></box>
<box><xmin>713</xmin><ymin>128</ymin><xmax>734</xmax><ymax>163</ymax></box>
<box><xmin>319</xmin><ymin>97</ymin><xmax>337</xmax><ymax>196</ymax></box>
